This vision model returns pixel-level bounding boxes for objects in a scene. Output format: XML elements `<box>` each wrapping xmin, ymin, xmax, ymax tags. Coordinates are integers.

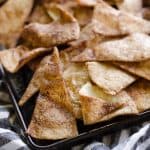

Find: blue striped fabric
<box><xmin>0</xmin><ymin>91</ymin><xmax>150</xmax><ymax>150</ymax></box>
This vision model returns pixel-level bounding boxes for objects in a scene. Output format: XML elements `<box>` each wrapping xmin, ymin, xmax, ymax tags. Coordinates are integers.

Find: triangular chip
<box><xmin>93</xmin><ymin>0</ymin><xmax>150</xmax><ymax>35</ymax></box>
<box><xmin>59</xmin><ymin>45</ymin><xmax>88</xmax><ymax>119</ymax></box>
<box><xmin>28</xmin><ymin>5</ymin><xmax>52</xmax><ymax>24</ymax></box>
<box><xmin>27</xmin><ymin>93</ymin><xmax>78</xmax><ymax>140</ymax></box>
<box><xmin>114</xmin><ymin>60</ymin><xmax>150</xmax><ymax>81</ymax></box>
<box><xmin>94</xmin><ymin>33</ymin><xmax>150</xmax><ymax>62</ymax></box>
<box><xmin>0</xmin><ymin>0</ymin><xmax>33</xmax><ymax>48</ymax></box>
<box><xmin>0</xmin><ymin>46</ymin><xmax>51</xmax><ymax>73</ymax></box>
<box><xmin>19</xmin><ymin>48</ymin><xmax>74</xmax><ymax>115</ymax></box>
<box><xmin>115</xmin><ymin>0</ymin><xmax>142</xmax><ymax>17</ymax></box>
<box><xmin>127</xmin><ymin>79</ymin><xmax>150</xmax><ymax>112</ymax></box>
<box><xmin>79</xmin><ymin>82</ymin><xmax>138</xmax><ymax>124</ymax></box>
<box><xmin>22</xmin><ymin>4</ymin><xmax>80</xmax><ymax>48</ymax></box>
<box><xmin>86</xmin><ymin>62</ymin><xmax>137</xmax><ymax>95</ymax></box>
<box><xmin>72</xmin><ymin>48</ymin><xmax>96</xmax><ymax>62</ymax></box>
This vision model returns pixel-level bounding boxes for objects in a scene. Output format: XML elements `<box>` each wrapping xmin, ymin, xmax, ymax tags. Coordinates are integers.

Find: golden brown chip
<box><xmin>86</xmin><ymin>62</ymin><xmax>137</xmax><ymax>95</ymax></box>
<box><xmin>19</xmin><ymin>48</ymin><xmax>74</xmax><ymax>116</ymax></box>
<box><xmin>114</xmin><ymin>60</ymin><xmax>150</xmax><ymax>81</ymax></box>
<box><xmin>60</xmin><ymin>45</ymin><xmax>89</xmax><ymax>118</ymax></box>
<box><xmin>115</xmin><ymin>0</ymin><xmax>142</xmax><ymax>16</ymax></box>
<box><xmin>93</xmin><ymin>0</ymin><xmax>150</xmax><ymax>35</ymax></box>
<box><xmin>127</xmin><ymin>79</ymin><xmax>150</xmax><ymax>112</ymax></box>
<box><xmin>28</xmin><ymin>5</ymin><xmax>52</xmax><ymax>24</ymax></box>
<box><xmin>72</xmin><ymin>48</ymin><xmax>96</xmax><ymax>62</ymax></box>
<box><xmin>95</xmin><ymin>33</ymin><xmax>150</xmax><ymax>62</ymax></box>
<box><xmin>0</xmin><ymin>46</ymin><xmax>51</xmax><ymax>73</ymax></box>
<box><xmin>22</xmin><ymin>5</ymin><xmax>80</xmax><ymax>48</ymax></box>
<box><xmin>79</xmin><ymin>82</ymin><xmax>138</xmax><ymax>124</ymax></box>
<box><xmin>0</xmin><ymin>0</ymin><xmax>33</xmax><ymax>48</ymax></box>
<box><xmin>142</xmin><ymin>8</ymin><xmax>150</xmax><ymax>20</ymax></box>
<box><xmin>27</xmin><ymin>93</ymin><xmax>78</xmax><ymax>140</ymax></box>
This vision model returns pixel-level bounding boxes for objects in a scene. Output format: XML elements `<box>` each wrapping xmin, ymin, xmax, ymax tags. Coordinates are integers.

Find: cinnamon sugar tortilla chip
<box><xmin>114</xmin><ymin>60</ymin><xmax>150</xmax><ymax>81</ymax></box>
<box><xmin>0</xmin><ymin>46</ymin><xmax>51</xmax><ymax>73</ymax></box>
<box><xmin>0</xmin><ymin>0</ymin><xmax>33</xmax><ymax>48</ymax></box>
<box><xmin>95</xmin><ymin>33</ymin><xmax>150</xmax><ymax>62</ymax></box>
<box><xmin>86</xmin><ymin>62</ymin><xmax>137</xmax><ymax>95</ymax></box>
<box><xmin>60</xmin><ymin>46</ymin><xmax>89</xmax><ymax>118</ymax></box>
<box><xmin>19</xmin><ymin>48</ymin><xmax>74</xmax><ymax>116</ymax></box>
<box><xmin>93</xmin><ymin>0</ymin><xmax>150</xmax><ymax>35</ymax></box>
<box><xmin>115</xmin><ymin>0</ymin><xmax>142</xmax><ymax>16</ymax></box>
<box><xmin>28</xmin><ymin>5</ymin><xmax>52</xmax><ymax>24</ymax></box>
<box><xmin>79</xmin><ymin>82</ymin><xmax>138</xmax><ymax>125</ymax></box>
<box><xmin>127</xmin><ymin>79</ymin><xmax>150</xmax><ymax>112</ymax></box>
<box><xmin>22</xmin><ymin>4</ymin><xmax>80</xmax><ymax>48</ymax></box>
<box><xmin>27</xmin><ymin>93</ymin><xmax>78</xmax><ymax>140</ymax></box>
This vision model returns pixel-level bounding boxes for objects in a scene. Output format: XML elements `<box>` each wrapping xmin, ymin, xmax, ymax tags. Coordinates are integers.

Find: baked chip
<box><xmin>79</xmin><ymin>82</ymin><xmax>138</xmax><ymax>125</ymax></box>
<box><xmin>93</xmin><ymin>0</ymin><xmax>150</xmax><ymax>35</ymax></box>
<box><xmin>0</xmin><ymin>0</ymin><xmax>33</xmax><ymax>48</ymax></box>
<box><xmin>86</xmin><ymin>62</ymin><xmax>137</xmax><ymax>95</ymax></box>
<box><xmin>28</xmin><ymin>5</ymin><xmax>52</xmax><ymax>24</ymax></box>
<box><xmin>19</xmin><ymin>48</ymin><xmax>74</xmax><ymax>115</ymax></box>
<box><xmin>60</xmin><ymin>45</ymin><xmax>89</xmax><ymax>118</ymax></box>
<box><xmin>22</xmin><ymin>4</ymin><xmax>80</xmax><ymax>48</ymax></box>
<box><xmin>115</xmin><ymin>60</ymin><xmax>150</xmax><ymax>81</ymax></box>
<box><xmin>95</xmin><ymin>33</ymin><xmax>150</xmax><ymax>62</ymax></box>
<box><xmin>0</xmin><ymin>46</ymin><xmax>51</xmax><ymax>73</ymax></box>
<box><xmin>127</xmin><ymin>79</ymin><xmax>150</xmax><ymax>112</ymax></box>
<box><xmin>27</xmin><ymin>93</ymin><xmax>78</xmax><ymax>140</ymax></box>
<box><xmin>115</xmin><ymin>0</ymin><xmax>142</xmax><ymax>16</ymax></box>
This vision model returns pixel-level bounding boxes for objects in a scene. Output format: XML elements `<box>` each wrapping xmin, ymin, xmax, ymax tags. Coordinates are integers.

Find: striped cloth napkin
<box><xmin>0</xmin><ymin>89</ymin><xmax>150</xmax><ymax>150</ymax></box>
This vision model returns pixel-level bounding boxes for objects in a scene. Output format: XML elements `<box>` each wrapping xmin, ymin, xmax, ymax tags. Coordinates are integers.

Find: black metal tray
<box><xmin>1</xmin><ymin>64</ymin><xmax>150</xmax><ymax>150</ymax></box>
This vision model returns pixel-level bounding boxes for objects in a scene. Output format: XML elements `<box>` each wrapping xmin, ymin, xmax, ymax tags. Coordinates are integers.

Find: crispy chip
<box><xmin>0</xmin><ymin>46</ymin><xmax>51</xmax><ymax>73</ymax></box>
<box><xmin>79</xmin><ymin>82</ymin><xmax>138</xmax><ymax>124</ymax></box>
<box><xmin>0</xmin><ymin>0</ymin><xmax>33</xmax><ymax>48</ymax></box>
<box><xmin>27</xmin><ymin>93</ymin><xmax>78</xmax><ymax>140</ymax></box>
<box><xmin>19</xmin><ymin>48</ymin><xmax>74</xmax><ymax>115</ymax></box>
<box><xmin>86</xmin><ymin>62</ymin><xmax>137</xmax><ymax>95</ymax></box>
<box><xmin>93</xmin><ymin>0</ymin><xmax>150</xmax><ymax>35</ymax></box>
<box><xmin>28</xmin><ymin>5</ymin><xmax>52</xmax><ymax>24</ymax></box>
<box><xmin>95</xmin><ymin>33</ymin><xmax>150</xmax><ymax>62</ymax></box>
<box><xmin>114</xmin><ymin>60</ymin><xmax>150</xmax><ymax>81</ymax></box>
<box><xmin>60</xmin><ymin>45</ymin><xmax>89</xmax><ymax>118</ymax></box>
<box><xmin>127</xmin><ymin>79</ymin><xmax>150</xmax><ymax>112</ymax></box>
<box><xmin>115</xmin><ymin>0</ymin><xmax>142</xmax><ymax>16</ymax></box>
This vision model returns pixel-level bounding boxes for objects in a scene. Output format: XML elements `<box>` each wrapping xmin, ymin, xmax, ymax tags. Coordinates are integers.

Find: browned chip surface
<box><xmin>0</xmin><ymin>0</ymin><xmax>33</xmax><ymax>48</ymax></box>
<box><xmin>79</xmin><ymin>82</ymin><xmax>138</xmax><ymax>124</ymax></box>
<box><xmin>95</xmin><ymin>33</ymin><xmax>150</xmax><ymax>62</ymax></box>
<box><xmin>27</xmin><ymin>93</ymin><xmax>78</xmax><ymax>140</ymax></box>
<box><xmin>0</xmin><ymin>46</ymin><xmax>51</xmax><ymax>73</ymax></box>
<box><xmin>127</xmin><ymin>79</ymin><xmax>150</xmax><ymax>112</ymax></box>
<box><xmin>86</xmin><ymin>62</ymin><xmax>137</xmax><ymax>95</ymax></box>
<box><xmin>115</xmin><ymin>60</ymin><xmax>150</xmax><ymax>81</ymax></box>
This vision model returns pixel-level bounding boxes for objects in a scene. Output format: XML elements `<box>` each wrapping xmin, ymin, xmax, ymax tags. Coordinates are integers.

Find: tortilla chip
<box><xmin>0</xmin><ymin>0</ymin><xmax>33</xmax><ymax>48</ymax></box>
<box><xmin>19</xmin><ymin>48</ymin><xmax>74</xmax><ymax>114</ymax></box>
<box><xmin>76</xmin><ymin>0</ymin><xmax>97</xmax><ymax>6</ymax></box>
<box><xmin>28</xmin><ymin>5</ymin><xmax>52</xmax><ymax>24</ymax></box>
<box><xmin>142</xmin><ymin>8</ymin><xmax>150</xmax><ymax>20</ymax></box>
<box><xmin>95</xmin><ymin>33</ymin><xmax>150</xmax><ymax>62</ymax></box>
<box><xmin>0</xmin><ymin>46</ymin><xmax>51</xmax><ymax>73</ymax></box>
<box><xmin>27</xmin><ymin>93</ymin><xmax>78</xmax><ymax>140</ymax></box>
<box><xmin>115</xmin><ymin>60</ymin><xmax>150</xmax><ymax>81</ymax></box>
<box><xmin>63</xmin><ymin>63</ymin><xmax>89</xmax><ymax>119</ymax></box>
<box><xmin>127</xmin><ymin>79</ymin><xmax>150</xmax><ymax>112</ymax></box>
<box><xmin>115</xmin><ymin>0</ymin><xmax>142</xmax><ymax>17</ymax></box>
<box><xmin>72</xmin><ymin>48</ymin><xmax>96</xmax><ymax>62</ymax></box>
<box><xmin>79</xmin><ymin>82</ymin><xmax>138</xmax><ymax>124</ymax></box>
<box><xmin>93</xmin><ymin>0</ymin><xmax>150</xmax><ymax>35</ymax></box>
<box><xmin>59</xmin><ymin>45</ymin><xmax>89</xmax><ymax>118</ymax></box>
<box><xmin>86</xmin><ymin>62</ymin><xmax>137</xmax><ymax>95</ymax></box>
